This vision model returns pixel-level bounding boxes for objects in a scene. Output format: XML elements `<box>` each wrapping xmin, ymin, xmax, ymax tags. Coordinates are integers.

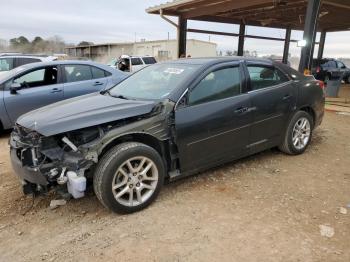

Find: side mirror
<box><xmin>10</xmin><ymin>82</ymin><xmax>21</xmax><ymax>94</ymax></box>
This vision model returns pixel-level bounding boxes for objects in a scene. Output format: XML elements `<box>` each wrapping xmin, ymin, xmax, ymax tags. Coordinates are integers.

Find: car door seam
<box><xmin>187</xmin><ymin>123</ymin><xmax>251</xmax><ymax>147</ymax></box>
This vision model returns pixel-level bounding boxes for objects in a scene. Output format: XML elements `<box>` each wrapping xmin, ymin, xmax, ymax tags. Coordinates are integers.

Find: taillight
<box><xmin>316</xmin><ymin>66</ymin><xmax>321</xmax><ymax>73</ymax></box>
<box><xmin>317</xmin><ymin>80</ymin><xmax>325</xmax><ymax>89</ymax></box>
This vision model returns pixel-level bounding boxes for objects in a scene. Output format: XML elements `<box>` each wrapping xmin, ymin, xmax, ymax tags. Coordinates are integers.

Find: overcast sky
<box><xmin>1</xmin><ymin>0</ymin><xmax>350</xmax><ymax>58</ymax></box>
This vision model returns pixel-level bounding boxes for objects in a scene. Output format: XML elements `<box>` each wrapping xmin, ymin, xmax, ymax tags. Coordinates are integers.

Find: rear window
<box><xmin>64</xmin><ymin>65</ymin><xmax>92</xmax><ymax>83</ymax></box>
<box><xmin>142</xmin><ymin>57</ymin><xmax>157</xmax><ymax>65</ymax></box>
<box><xmin>91</xmin><ymin>66</ymin><xmax>107</xmax><ymax>79</ymax></box>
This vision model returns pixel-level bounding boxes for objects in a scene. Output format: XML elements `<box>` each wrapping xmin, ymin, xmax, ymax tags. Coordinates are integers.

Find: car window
<box><xmin>0</xmin><ymin>58</ymin><xmax>14</xmax><ymax>72</ymax></box>
<box><xmin>64</xmin><ymin>65</ymin><xmax>92</xmax><ymax>83</ymax></box>
<box><xmin>91</xmin><ymin>66</ymin><xmax>107</xmax><ymax>79</ymax></box>
<box><xmin>110</xmin><ymin>63</ymin><xmax>200</xmax><ymax>100</ymax></box>
<box><xmin>325</xmin><ymin>61</ymin><xmax>337</xmax><ymax>68</ymax></box>
<box><xmin>16</xmin><ymin>58</ymin><xmax>41</xmax><ymax>67</ymax></box>
<box><xmin>337</xmin><ymin>61</ymin><xmax>345</xmax><ymax>68</ymax></box>
<box><xmin>142</xmin><ymin>57</ymin><xmax>157</xmax><ymax>65</ymax></box>
<box><xmin>13</xmin><ymin>66</ymin><xmax>58</xmax><ymax>88</ymax></box>
<box><xmin>247</xmin><ymin>66</ymin><xmax>289</xmax><ymax>91</ymax></box>
<box><xmin>131</xmin><ymin>58</ymin><xmax>143</xmax><ymax>66</ymax></box>
<box><xmin>189</xmin><ymin>67</ymin><xmax>241</xmax><ymax>106</ymax></box>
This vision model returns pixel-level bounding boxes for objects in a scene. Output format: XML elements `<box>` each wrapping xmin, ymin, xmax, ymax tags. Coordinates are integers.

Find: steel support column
<box><xmin>282</xmin><ymin>28</ymin><xmax>292</xmax><ymax>64</ymax></box>
<box><xmin>178</xmin><ymin>17</ymin><xmax>187</xmax><ymax>58</ymax></box>
<box><xmin>237</xmin><ymin>22</ymin><xmax>245</xmax><ymax>56</ymax></box>
<box><xmin>298</xmin><ymin>0</ymin><xmax>321</xmax><ymax>73</ymax></box>
<box><xmin>317</xmin><ymin>31</ymin><xmax>327</xmax><ymax>59</ymax></box>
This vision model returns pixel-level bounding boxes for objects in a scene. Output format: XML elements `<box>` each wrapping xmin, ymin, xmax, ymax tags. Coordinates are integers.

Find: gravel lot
<box><xmin>0</xmin><ymin>111</ymin><xmax>349</xmax><ymax>262</ymax></box>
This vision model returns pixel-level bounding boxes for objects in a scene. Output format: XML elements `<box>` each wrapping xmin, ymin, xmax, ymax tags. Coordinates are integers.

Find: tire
<box><xmin>279</xmin><ymin>111</ymin><xmax>314</xmax><ymax>155</ymax></box>
<box><xmin>345</xmin><ymin>75</ymin><xmax>350</xmax><ymax>84</ymax></box>
<box><xmin>93</xmin><ymin>142</ymin><xmax>165</xmax><ymax>213</ymax></box>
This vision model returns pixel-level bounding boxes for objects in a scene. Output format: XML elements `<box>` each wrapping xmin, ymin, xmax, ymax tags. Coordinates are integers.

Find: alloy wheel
<box><xmin>292</xmin><ymin>117</ymin><xmax>311</xmax><ymax>150</ymax></box>
<box><xmin>112</xmin><ymin>156</ymin><xmax>159</xmax><ymax>207</ymax></box>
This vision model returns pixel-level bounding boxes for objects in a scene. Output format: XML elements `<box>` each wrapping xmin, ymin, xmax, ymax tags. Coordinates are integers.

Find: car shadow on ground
<box><xmin>0</xmin><ymin>130</ymin><xmax>12</xmax><ymax>138</ymax></box>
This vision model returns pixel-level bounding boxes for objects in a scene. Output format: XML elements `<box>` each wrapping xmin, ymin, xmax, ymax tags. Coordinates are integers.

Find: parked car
<box><xmin>109</xmin><ymin>55</ymin><xmax>157</xmax><ymax>73</ymax></box>
<box><xmin>10</xmin><ymin>57</ymin><xmax>324</xmax><ymax>213</ymax></box>
<box><xmin>0</xmin><ymin>55</ymin><xmax>57</xmax><ymax>76</ymax></box>
<box><xmin>0</xmin><ymin>61</ymin><xmax>127</xmax><ymax>131</ymax></box>
<box><xmin>312</xmin><ymin>58</ymin><xmax>350</xmax><ymax>83</ymax></box>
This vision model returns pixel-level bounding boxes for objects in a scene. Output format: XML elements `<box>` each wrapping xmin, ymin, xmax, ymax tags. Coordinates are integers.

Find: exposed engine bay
<box><xmin>9</xmin><ymin>101</ymin><xmax>174</xmax><ymax>199</ymax></box>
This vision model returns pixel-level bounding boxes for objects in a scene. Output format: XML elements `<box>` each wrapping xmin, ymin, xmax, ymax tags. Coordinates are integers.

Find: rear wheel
<box><xmin>279</xmin><ymin>111</ymin><xmax>313</xmax><ymax>155</ymax></box>
<box><xmin>346</xmin><ymin>75</ymin><xmax>350</xmax><ymax>84</ymax></box>
<box><xmin>93</xmin><ymin>142</ymin><xmax>165</xmax><ymax>213</ymax></box>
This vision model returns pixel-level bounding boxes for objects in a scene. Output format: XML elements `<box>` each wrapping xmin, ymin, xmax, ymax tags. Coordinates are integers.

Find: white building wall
<box><xmin>66</xmin><ymin>39</ymin><xmax>217</xmax><ymax>63</ymax></box>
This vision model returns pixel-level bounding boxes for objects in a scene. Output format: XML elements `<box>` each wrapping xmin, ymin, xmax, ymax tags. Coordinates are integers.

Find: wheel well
<box><xmin>99</xmin><ymin>133</ymin><xmax>170</xmax><ymax>169</ymax></box>
<box><xmin>300</xmin><ymin>106</ymin><xmax>315</xmax><ymax>124</ymax></box>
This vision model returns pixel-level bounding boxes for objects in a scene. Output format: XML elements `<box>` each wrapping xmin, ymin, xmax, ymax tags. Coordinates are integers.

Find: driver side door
<box><xmin>3</xmin><ymin>66</ymin><xmax>64</xmax><ymax>124</ymax></box>
<box><xmin>175</xmin><ymin>62</ymin><xmax>253</xmax><ymax>173</ymax></box>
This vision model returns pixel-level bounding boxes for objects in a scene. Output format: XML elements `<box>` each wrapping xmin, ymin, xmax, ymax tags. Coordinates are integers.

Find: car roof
<box><xmin>164</xmin><ymin>56</ymin><xmax>273</xmax><ymax>66</ymax></box>
<box><xmin>14</xmin><ymin>60</ymin><xmax>112</xmax><ymax>70</ymax></box>
<box><xmin>0</xmin><ymin>60</ymin><xmax>123</xmax><ymax>83</ymax></box>
<box><xmin>0</xmin><ymin>55</ymin><xmax>56</xmax><ymax>59</ymax></box>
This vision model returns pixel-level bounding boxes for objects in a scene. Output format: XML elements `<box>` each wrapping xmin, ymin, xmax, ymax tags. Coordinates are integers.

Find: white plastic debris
<box><xmin>319</xmin><ymin>225</ymin><xmax>335</xmax><ymax>238</ymax></box>
<box><xmin>339</xmin><ymin>207</ymin><xmax>347</xmax><ymax>215</ymax></box>
<box><xmin>67</xmin><ymin>171</ymin><xmax>86</xmax><ymax>199</ymax></box>
<box><xmin>50</xmin><ymin>199</ymin><xmax>67</xmax><ymax>210</ymax></box>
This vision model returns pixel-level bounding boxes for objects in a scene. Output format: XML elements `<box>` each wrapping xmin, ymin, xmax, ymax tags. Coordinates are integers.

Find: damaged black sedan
<box><xmin>10</xmin><ymin>57</ymin><xmax>325</xmax><ymax>213</ymax></box>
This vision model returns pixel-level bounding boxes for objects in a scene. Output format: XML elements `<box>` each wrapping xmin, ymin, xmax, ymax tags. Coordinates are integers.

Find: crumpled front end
<box><xmin>10</xmin><ymin>124</ymin><xmax>97</xmax><ymax>195</ymax></box>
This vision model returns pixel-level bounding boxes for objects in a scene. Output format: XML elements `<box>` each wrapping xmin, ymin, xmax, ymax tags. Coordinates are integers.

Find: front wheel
<box><xmin>279</xmin><ymin>111</ymin><xmax>313</xmax><ymax>155</ymax></box>
<box><xmin>93</xmin><ymin>142</ymin><xmax>165</xmax><ymax>213</ymax></box>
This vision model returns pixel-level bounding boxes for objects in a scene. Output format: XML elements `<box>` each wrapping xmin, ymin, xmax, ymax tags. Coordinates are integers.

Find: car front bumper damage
<box><xmin>9</xmin><ymin>126</ymin><xmax>96</xmax><ymax>195</ymax></box>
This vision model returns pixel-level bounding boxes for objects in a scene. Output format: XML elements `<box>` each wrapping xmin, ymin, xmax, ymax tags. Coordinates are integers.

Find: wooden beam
<box><xmin>317</xmin><ymin>31</ymin><xmax>326</xmax><ymax>59</ymax></box>
<box><xmin>187</xmin><ymin>28</ymin><xmax>299</xmax><ymax>42</ymax></box>
<box><xmin>182</xmin><ymin>0</ymin><xmax>268</xmax><ymax>19</ymax></box>
<box><xmin>178</xmin><ymin>17</ymin><xmax>188</xmax><ymax>57</ymax></box>
<box><xmin>299</xmin><ymin>0</ymin><xmax>321</xmax><ymax>72</ymax></box>
<box><xmin>237</xmin><ymin>23</ymin><xmax>245</xmax><ymax>56</ymax></box>
<box><xmin>283</xmin><ymin>28</ymin><xmax>292</xmax><ymax>64</ymax></box>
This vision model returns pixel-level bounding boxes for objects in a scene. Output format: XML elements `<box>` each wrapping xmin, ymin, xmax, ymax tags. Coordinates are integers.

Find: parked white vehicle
<box><xmin>109</xmin><ymin>55</ymin><xmax>157</xmax><ymax>73</ymax></box>
<box><xmin>0</xmin><ymin>55</ymin><xmax>57</xmax><ymax>76</ymax></box>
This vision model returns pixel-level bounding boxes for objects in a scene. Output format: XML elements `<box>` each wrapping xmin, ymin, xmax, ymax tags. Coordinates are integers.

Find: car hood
<box><xmin>17</xmin><ymin>93</ymin><xmax>157</xmax><ymax>136</ymax></box>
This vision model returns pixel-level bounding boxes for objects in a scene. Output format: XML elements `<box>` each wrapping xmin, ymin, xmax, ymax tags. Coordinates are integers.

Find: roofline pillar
<box><xmin>298</xmin><ymin>0</ymin><xmax>321</xmax><ymax>73</ymax></box>
<box><xmin>178</xmin><ymin>16</ymin><xmax>187</xmax><ymax>58</ymax></box>
<box><xmin>237</xmin><ymin>22</ymin><xmax>245</xmax><ymax>56</ymax></box>
<box><xmin>317</xmin><ymin>30</ymin><xmax>327</xmax><ymax>59</ymax></box>
<box><xmin>282</xmin><ymin>27</ymin><xmax>292</xmax><ymax>64</ymax></box>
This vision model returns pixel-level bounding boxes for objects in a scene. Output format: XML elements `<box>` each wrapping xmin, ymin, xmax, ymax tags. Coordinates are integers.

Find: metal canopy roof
<box><xmin>147</xmin><ymin>0</ymin><xmax>350</xmax><ymax>32</ymax></box>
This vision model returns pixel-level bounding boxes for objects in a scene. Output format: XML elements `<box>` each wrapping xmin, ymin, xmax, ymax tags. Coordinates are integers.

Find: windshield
<box><xmin>109</xmin><ymin>63</ymin><xmax>200</xmax><ymax>100</ymax></box>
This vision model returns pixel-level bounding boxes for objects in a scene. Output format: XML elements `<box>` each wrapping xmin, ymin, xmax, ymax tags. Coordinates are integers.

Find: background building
<box><xmin>65</xmin><ymin>39</ymin><xmax>217</xmax><ymax>62</ymax></box>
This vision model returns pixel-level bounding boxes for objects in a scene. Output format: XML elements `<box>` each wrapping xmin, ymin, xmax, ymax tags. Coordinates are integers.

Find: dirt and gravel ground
<box><xmin>0</xmin><ymin>111</ymin><xmax>349</xmax><ymax>262</ymax></box>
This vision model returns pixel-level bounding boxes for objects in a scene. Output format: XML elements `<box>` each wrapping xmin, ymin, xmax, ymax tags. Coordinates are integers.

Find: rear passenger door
<box><xmin>246</xmin><ymin>63</ymin><xmax>297</xmax><ymax>153</ymax></box>
<box><xmin>62</xmin><ymin>64</ymin><xmax>108</xmax><ymax>99</ymax></box>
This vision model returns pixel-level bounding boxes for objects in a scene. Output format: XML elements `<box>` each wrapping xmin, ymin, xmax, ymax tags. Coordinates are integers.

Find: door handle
<box><xmin>234</xmin><ymin>107</ymin><xmax>249</xmax><ymax>114</ymax></box>
<box><xmin>282</xmin><ymin>94</ymin><xmax>292</xmax><ymax>100</ymax></box>
<box><xmin>94</xmin><ymin>81</ymin><xmax>104</xmax><ymax>86</ymax></box>
<box><xmin>51</xmin><ymin>88</ymin><xmax>62</xmax><ymax>93</ymax></box>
